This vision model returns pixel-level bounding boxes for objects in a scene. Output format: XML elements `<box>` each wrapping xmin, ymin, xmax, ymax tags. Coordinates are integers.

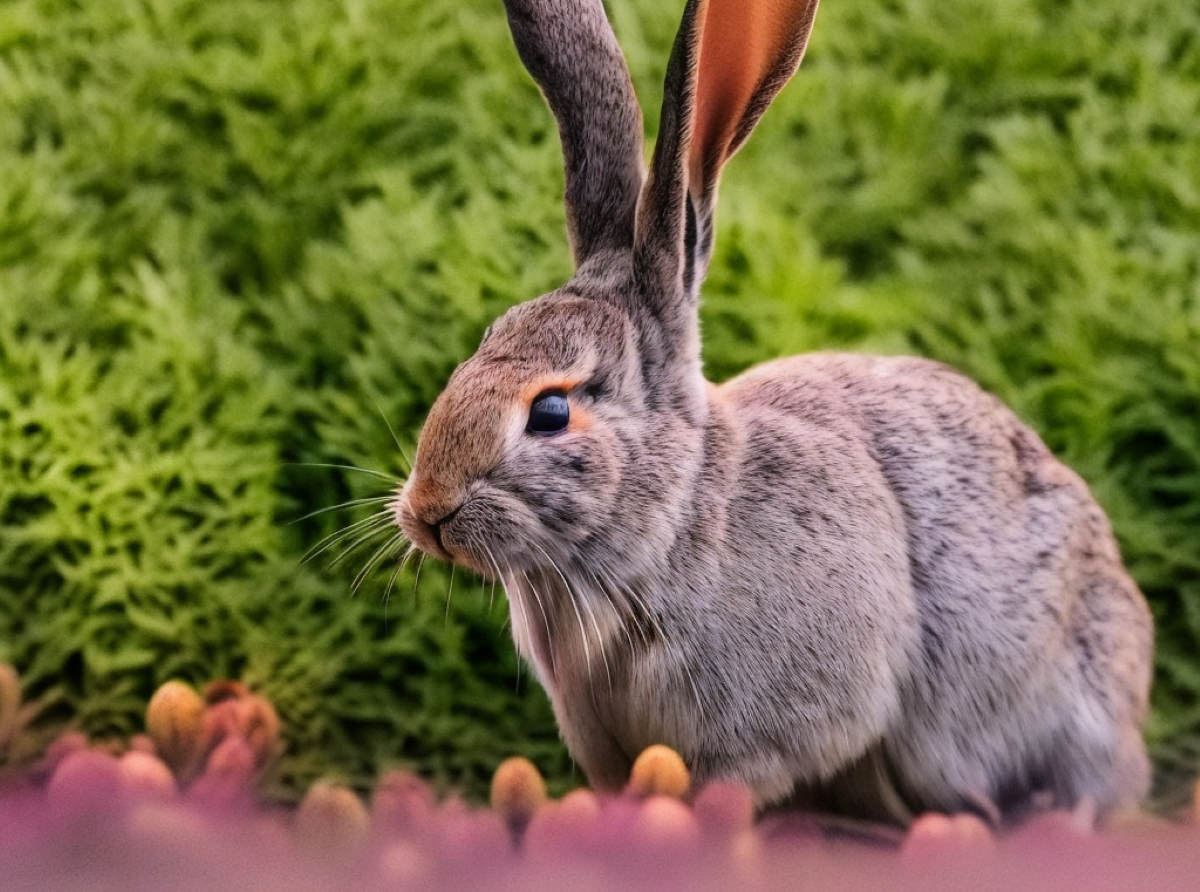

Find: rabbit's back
<box><xmin>720</xmin><ymin>352</ymin><xmax>1153</xmax><ymax>817</ymax></box>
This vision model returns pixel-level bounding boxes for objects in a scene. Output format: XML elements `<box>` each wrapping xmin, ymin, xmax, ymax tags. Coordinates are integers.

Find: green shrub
<box><xmin>0</xmin><ymin>0</ymin><xmax>1196</xmax><ymax>799</ymax></box>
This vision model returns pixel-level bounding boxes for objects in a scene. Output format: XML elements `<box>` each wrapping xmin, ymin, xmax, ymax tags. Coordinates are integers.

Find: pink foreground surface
<box><xmin>0</xmin><ymin>752</ymin><xmax>1196</xmax><ymax>892</ymax></box>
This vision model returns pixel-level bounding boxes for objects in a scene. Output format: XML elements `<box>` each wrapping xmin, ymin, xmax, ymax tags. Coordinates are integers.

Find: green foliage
<box><xmin>0</xmin><ymin>0</ymin><xmax>574</xmax><ymax>798</ymax></box>
<box><xmin>0</xmin><ymin>0</ymin><xmax>1196</xmax><ymax>800</ymax></box>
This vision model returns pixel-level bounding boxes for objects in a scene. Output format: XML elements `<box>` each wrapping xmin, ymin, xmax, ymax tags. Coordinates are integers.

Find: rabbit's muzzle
<box><xmin>391</xmin><ymin>484</ymin><xmax>458</xmax><ymax>563</ymax></box>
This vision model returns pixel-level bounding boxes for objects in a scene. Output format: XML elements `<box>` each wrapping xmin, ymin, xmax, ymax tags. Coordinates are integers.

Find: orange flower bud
<box><xmin>145</xmin><ymin>680</ymin><xmax>205</xmax><ymax>777</ymax></box>
<box><xmin>490</xmin><ymin>756</ymin><xmax>548</xmax><ymax>837</ymax></box>
<box><xmin>628</xmin><ymin>744</ymin><xmax>690</xmax><ymax>799</ymax></box>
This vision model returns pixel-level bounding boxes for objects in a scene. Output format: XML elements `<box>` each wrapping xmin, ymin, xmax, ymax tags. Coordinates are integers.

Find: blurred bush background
<box><xmin>0</xmin><ymin>0</ymin><xmax>1196</xmax><ymax>801</ymax></box>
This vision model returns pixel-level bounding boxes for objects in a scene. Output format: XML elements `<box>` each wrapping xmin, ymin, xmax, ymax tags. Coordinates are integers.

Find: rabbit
<box><xmin>390</xmin><ymin>0</ymin><xmax>1153</xmax><ymax>825</ymax></box>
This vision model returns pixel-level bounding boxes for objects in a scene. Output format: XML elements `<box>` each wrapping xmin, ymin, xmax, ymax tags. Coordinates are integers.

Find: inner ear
<box><xmin>690</xmin><ymin>0</ymin><xmax>780</xmax><ymax>187</ymax></box>
<box><xmin>688</xmin><ymin>0</ymin><xmax>821</xmax><ymax>200</ymax></box>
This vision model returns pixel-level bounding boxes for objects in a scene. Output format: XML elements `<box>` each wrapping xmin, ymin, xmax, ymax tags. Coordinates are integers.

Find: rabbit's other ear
<box><xmin>637</xmin><ymin>0</ymin><xmax>819</xmax><ymax>302</ymax></box>
<box><xmin>502</xmin><ymin>0</ymin><xmax>646</xmax><ymax>267</ymax></box>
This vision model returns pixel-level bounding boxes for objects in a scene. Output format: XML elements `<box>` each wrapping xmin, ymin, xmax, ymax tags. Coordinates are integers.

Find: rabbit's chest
<box><xmin>514</xmin><ymin>583</ymin><xmax>705</xmax><ymax>752</ymax></box>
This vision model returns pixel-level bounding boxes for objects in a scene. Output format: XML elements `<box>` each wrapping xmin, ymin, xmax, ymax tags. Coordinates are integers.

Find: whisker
<box><xmin>484</xmin><ymin>548</ymin><xmax>525</xmax><ymax>691</ymax></box>
<box><xmin>502</xmin><ymin>560</ymin><xmax>523</xmax><ymax>691</ymax></box>
<box><xmin>302</xmin><ymin>511</ymin><xmax>394</xmax><ymax>566</ymax></box>
<box><xmin>610</xmin><ymin>571</ymin><xmax>663</xmax><ymax>646</ymax></box>
<box><xmin>393</xmin><ymin>542</ymin><xmax>418</xmax><ymax>595</ymax></box>
<box><xmin>477</xmin><ymin>563</ymin><xmax>490</xmax><ymax>609</ymax></box>
<box><xmin>412</xmin><ymin>552</ymin><xmax>428</xmax><ymax>606</ymax></box>
<box><xmin>588</xmin><ymin>554</ymin><xmax>646</xmax><ymax>644</ymax></box>
<box><xmin>518</xmin><ymin>568</ymin><xmax>556</xmax><ymax>670</ymax></box>
<box><xmin>327</xmin><ymin>516</ymin><xmax>397</xmax><ymax>569</ymax></box>
<box><xmin>302</xmin><ymin>511</ymin><xmax>385</xmax><ymax>558</ymax></box>
<box><xmin>381</xmin><ymin>544</ymin><xmax>416</xmax><ymax>631</ymax></box>
<box><xmin>480</xmin><ymin>545</ymin><xmax>502</xmax><ymax>603</ymax></box>
<box><xmin>351</xmin><ymin>534</ymin><xmax>406</xmax><ymax>597</ymax></box>
<box><xmin>389</xmin><ymin>543</ymin><xmax>420</xmax><ymax>602</ymax></box>
<box><xmin>573</xmin><ymin>565</ymin><xmax>614</xmax><ymax>694</ymax></box>
<box><xmin>290</xmin><ymin>495</ymin><xmax>395</xmax><ymax>526</ymax></box>
<box><xmin>531</xmin><ymin>541</ymin><xmax>604</xmax><ymax>700</ymax></box>
<box><xmin>367</xmin><ymin>396</ymin><xmax>414</xmax><ymax>476</ymax></box>
<box><xmin>589</xmin><ymin>570</ymin><xmax>637</xmax><ymax>653</ymax></box>
<box><xmin>288</xmin><ymin>461</ymin><xmax>399</xmax><ymax>482</ymax></box>
<box><xmin>445</xmin><ymin>563</ymin><xmax>457</xmax><ymax>624</ymax></box>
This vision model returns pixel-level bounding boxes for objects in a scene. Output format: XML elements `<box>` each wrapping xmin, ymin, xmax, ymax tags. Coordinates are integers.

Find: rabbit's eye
<box><xmin>527</xmin><ymin>391</ymin><xmax>569</xmax><ymax>435</ymax></box>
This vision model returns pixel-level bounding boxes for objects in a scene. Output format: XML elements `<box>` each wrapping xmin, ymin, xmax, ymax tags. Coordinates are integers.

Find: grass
<box><xmin>0</xmin><ymin>0</ymin><xmax>1197</xmax><ymax>801</ymax></box>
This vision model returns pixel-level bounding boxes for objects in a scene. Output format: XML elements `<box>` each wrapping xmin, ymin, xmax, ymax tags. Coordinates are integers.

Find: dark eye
<box><xmin>527</xmin><ymin>391</ymin><xmax>569</xmax><ymax>435</ymax></box>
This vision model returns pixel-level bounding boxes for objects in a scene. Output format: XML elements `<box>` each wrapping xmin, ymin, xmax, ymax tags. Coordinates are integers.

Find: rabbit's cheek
<box><xmin>424</xmin><ymin>504</ymin><xmax>491</xmax><ymax>574</ymax></box>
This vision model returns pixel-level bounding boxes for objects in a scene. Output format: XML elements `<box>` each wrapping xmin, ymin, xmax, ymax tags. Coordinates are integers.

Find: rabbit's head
<box><xmin>394</xmin><ymin>0</ymin><xmax>820</xmax><ymax>581</ymax></box>
<box><xmin>394</xmin><ymin>289</ymin><xmax>699</xmax><ymax>582</ymax></box>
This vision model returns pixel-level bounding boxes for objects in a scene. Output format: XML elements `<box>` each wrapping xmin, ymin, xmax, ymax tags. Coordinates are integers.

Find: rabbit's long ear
<box><xmin>502</xmin><ymin>0</ymin><xmax>645</xmax><ymax>266</ymax></box>
<box><xmin>636</xmin><ymin>0</ymin><xmax>819</xmax><ymax>309</ymax></box>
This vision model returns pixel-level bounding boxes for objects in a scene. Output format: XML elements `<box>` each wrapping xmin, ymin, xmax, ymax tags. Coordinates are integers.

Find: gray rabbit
<box><xmin>392</xmin><ymin>0</ymin><xmax>1153</xmax><ymax>824</ymax></box>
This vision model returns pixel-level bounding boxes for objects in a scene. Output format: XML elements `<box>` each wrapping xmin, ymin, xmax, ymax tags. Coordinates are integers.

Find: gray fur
<box><xmin>392</xmin><ymin>0</ymin><xmax>1153</xmax><ymax>824</ymax></box>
